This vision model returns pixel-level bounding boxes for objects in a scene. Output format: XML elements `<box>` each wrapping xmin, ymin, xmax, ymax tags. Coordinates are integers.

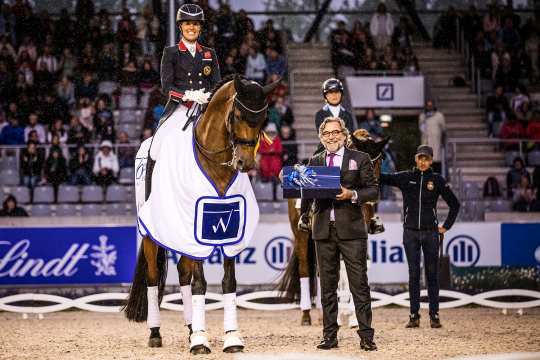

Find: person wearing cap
<box><xmin>315</xmin><ymin>78</ymin><xmax>356</xmax><ymax>135</ymax></box>
<box><xmin>379</xmin><ymin>145</ymin><xmax>460</xmax><ymax>329</ymax></box>
<box><xmin>93</xmin><ymin>140</ymin><xmax>119</xmax><ymax>188</ymax></box>
<box><xmin>159</xmin><ymin>3</ymin><xmax>221</xmax><ymax>125</ymax></box>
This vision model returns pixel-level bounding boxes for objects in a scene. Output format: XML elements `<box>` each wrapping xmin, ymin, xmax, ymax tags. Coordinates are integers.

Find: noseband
<box><xmin>194</xmin><ymin>94</ymin><xmax>267</xmax><ymax>167</ymax></box>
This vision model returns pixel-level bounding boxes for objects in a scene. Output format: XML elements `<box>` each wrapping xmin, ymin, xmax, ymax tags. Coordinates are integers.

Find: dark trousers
<box><xmin>403</xmin><ymin>228</ymin><xmax>440</xmax><ymax>315</ymax></box>
<box><xmin>315</xmin><ymin>226</ymin><xmax>374</xmax><ymax>340</ymax></box>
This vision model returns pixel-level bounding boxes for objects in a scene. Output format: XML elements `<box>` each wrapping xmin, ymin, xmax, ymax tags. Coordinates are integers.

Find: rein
<box><xmin>193</xmin><ymin>94</ymin><xmax>265</xmax><ymax>167</ymax></box>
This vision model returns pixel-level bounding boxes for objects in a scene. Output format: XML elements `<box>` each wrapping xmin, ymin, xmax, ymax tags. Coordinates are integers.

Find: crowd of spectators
<box><xmin>330</xmin><ymin>3</ymin><xmax>419</xmax><ymax>75</ymax></box>
<box><xmin>0</xmin><ymin>0</ymin><xmax>298</xmax><ymax>210</ymax></box>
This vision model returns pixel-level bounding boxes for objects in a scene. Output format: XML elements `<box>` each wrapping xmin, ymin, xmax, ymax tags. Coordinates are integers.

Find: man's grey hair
<box><xmin>318</xmin><ymin>116</ymin><xmax>350</xmax><ymax>139</ymax></box>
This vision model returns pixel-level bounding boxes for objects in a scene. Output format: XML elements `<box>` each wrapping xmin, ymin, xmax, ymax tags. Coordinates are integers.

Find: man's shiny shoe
<box><xmin>316</xmin><ymin>338</ymin><xmax>338</xmax><ymax>350</ymax></box>
<box><xmin>360</xmin><ymin>337</ymin><xmax>377</xmax><ymax>351</ymax></box>
<box><xmin>405</xmin><ymin>313</ymin><xmax>420</xmax><ymax>328</ymax></box>
<box><xmin>430</xmin><ymin>313</ymin><xmax>442</xmax><ymax>328</ymax></box>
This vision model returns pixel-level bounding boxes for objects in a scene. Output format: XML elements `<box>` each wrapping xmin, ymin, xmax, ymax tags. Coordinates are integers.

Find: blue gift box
<box><xmin>282</xmin><ymin>165</ymin><xmax>341</xmax><ymax>199</ymax></box>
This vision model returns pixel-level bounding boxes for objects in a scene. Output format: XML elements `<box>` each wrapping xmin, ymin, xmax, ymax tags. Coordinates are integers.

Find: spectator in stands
<box><xmin>57</xmin><ymin>75</ymin><xmax>76</xmax><ymax>108</ymax></box>
<box><xmin>67</xmin><ymin>115</ymin><xmax>90</xmax><ymax>148</ymax></box>
<box><xmin>75</xmin><ymin>71</ymin><xmax>98</xmax><ymax>100</ymax></box>
<box><xmin>68</xmin><ymin>145</ymin><xmax>93</xmax><ymax>186</ymax></box>
<box><xmin>257</xmin><ymin>122</ymin><xmax>282</xmax><ymax>182</ymax></box>
<box><xmin>500</xmin><ymin>18</ymin><xmax>521</xmax><ymax>52</ymax></box>
<box><xmin>20</xmin><ymin>140</ymin><xmax>44</xmax><ymax>189</ymax></box>
<box><xmin>77</xmin><ymin>97</ymin><xmax>95</xmax><ymax>132</ymax></box>
<box><xmin>512</xmin><ymin>175</ymin><xmax>536</xmax><ymax>212</ymax></box>
<box><xmin>506</xmin><ymin>157</ymin><xmax>530</xmax><ymax>198</ymax></box>
<box><xmin>433</xmin><ymin>6</ymin><xmax>457</xmax><ymax>49</ymax></box>
<box><xmin>117</xmin><ymin>131</ymin><xmax>136</xmax><ymax>169</ymax></box>
<box><xmin>500</xmin><ymin>113</ymin><xmax>525</xmax><ymax>150</ymax></box>
<box><xmin>96</xmin><ymin>42</ymin><xmax>117</xmax><ymax>82</ymax></box>
<box><xmin>359</xmin><ymin>108</ymin><xmax>384</xmax><ymax>138</ymax></box>
<box><xmin>47</xmin><ymin>118</ymin><xmax>68</xmax><ymax>144</ymax></box>
<box><xmin>483</xmin><ymin>5</ymin><xmax>500</xmax><ymax>34</ymax></box>
<box><xmin>418</xmin><ymin>99</ymin><xmax>445</xmax><ymax>174</ymax></box>
<box><xmin>486</xmin><ymin>85</ymin><xmax>510</xmax><ymax>137</ymax></box>
<box><xmin>392</xmin><ymin>17</ymin><xmax>412</xmax><ymax>52</ymax></box>
<box><xmin>36</xmin><ymin>45</ymin><xmax>58</xmax><ymax>74</ymax></box>
<box><xmin>119</xmin><ymin>59</ymin><xmax>138</xmax><ymax>87</ymax></box>
<box><xmin>138</xmin><ymin>59</ymin><xmax>159</xmax><ymax>92</ymax></box>
<box><xmin>0</xmin><ymin>194</ymin><xmax>28</xmax><ymax>217</ymax></box>
<box><xmin>59</xmin><ymin>48</ymin><xmax>77</xmax><ymax>79</ymax></box>
<box><xmin>482</xmin><ymin>176</ymin><xmax>502</xmax><ymax>199</ymax></box>
<box><xmin>245</xmin><ymin>44</ymin><xmax>266</xmax><ymax>84</ymax></box>
<box><xmin>265</xmin><ymin>47</ymin><xmax>286</xmax><ymax>78</ymax></box>
<box><xmin>525</xmin><ymin>31</ymin><xmax>539</xmax><ymax>83</ymax></box>
<box><xmin>93</xmin><ymin>140</ymin><xmax>119</xmax><ymax>188</ymax></box>
<box><xmin>24</xmin><ymin>113</ymin><xmax>45</xmax><ymax>143</ymax></box>
<box><xmin>370</xmin><ymin>3</ymin><xmax>394</xmax><ymax>52</ymax></box>
<box><xmin>510</xmin><ymin>85</ymin><xmax>529</xmax><ymax>113</ymax></box>
<box><xmin>268</xmin><ymin>96</ymin><xmax>293</xmax><ymax>129</ymax></box>
<box><xmin>43</xmin><ymin>147</ymin><xmax>68</xmax><ymax>200</ymax></box>
<box><xmin>141</xmin><ymin>127</ymin><xmax>153</xmax><ymax>141</ymax></box>
<box><xmin>494</xmin><ymin>52</ymin><xmax>518</xmax><ymax>93</ymax></box>
<box><xmin>0</xmin><ymin>117</ymin><xmax>24</xmax><ymax>145</ymax></box>
<box><xmin>94</xmin><ymin>98</ymin><xmax>115</xmax><ymax>143</ymax></box>
<box><xmin>280</xmin><ymin>124</ymin><xmax>297</xmax><ymax>167</ymax></box>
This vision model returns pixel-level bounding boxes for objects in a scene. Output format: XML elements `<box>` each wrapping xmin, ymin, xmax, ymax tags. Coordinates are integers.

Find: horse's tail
<box><xmin>123</xmin><ymin>244</ymin><xmax>168</xmax><ymax>322</ymax></box>
<box><xmin>276</xmin><ymin>248</ymin><xmax>300</xmax><ymax>301</ymax></box>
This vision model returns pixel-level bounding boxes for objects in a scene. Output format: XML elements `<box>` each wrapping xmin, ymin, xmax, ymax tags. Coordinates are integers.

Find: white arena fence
<box><xmin>1</xmin><ymin>289</ymin><xmax>539</xmax><ymax>314</ymax></box>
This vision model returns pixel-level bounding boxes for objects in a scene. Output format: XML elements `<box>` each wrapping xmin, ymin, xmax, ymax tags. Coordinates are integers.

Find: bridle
<box><xmin>194</xmin><ymin>94</ymin><xmax>267</xmax><ymax>167</ymax></box>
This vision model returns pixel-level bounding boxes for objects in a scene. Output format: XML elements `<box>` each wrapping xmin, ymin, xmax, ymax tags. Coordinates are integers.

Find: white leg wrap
<box><xmin>315</xmin><ymin>276</ymin><xmax>322</xmax><ymax>309</ymax></box>
<box><xmin>192</xmin><ymin>294</ymin><xmax>206</xmax><ymax>332</ymax></box>
<box><xmin>147</xmin><ymin>286</ymin><xmax>160</xmax><ymax>329</ymax></box>
<box><xmin>190</xmin><ymin>330</ymin><xmax>210</xmax><ymax>350</ymax></box>
<box><xmin>223</xmin><ymin>331</ymin><xmax>244</xmax><ymax>351</ymax></box>
<box><xmin>299</xmin><ymin>277</ymin><xmax>311</xmax><ymax>310</ymax></box>
<box><xmin>223</xmin><ymin>293</ymin><xmax>238</xmax><ymax>332</ymax></box>
<box><xmin>180</xmin><ymin>285</ymin><xmax>192</xmax><ymax>325</ymax></box>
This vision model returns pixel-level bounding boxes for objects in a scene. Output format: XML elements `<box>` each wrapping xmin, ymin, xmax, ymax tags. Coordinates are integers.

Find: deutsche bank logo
<box><xmin>264</xmin><ymin>236</ymin><xmax>293</xmax><ymax>271</ymax></box>
<box><xmin>376</xmin><ymin>83</ymin><xmax>394</xmax><ymax>101</ymax></box>
<box><xmin>195</xmin><ymin>195</ymin><xmax>246</xmax><ymax>246</ymax></box>
<box><xmin>445</xmin><ymin>235</ymin><xmax>480</xmax><ymax>267</ymax></box>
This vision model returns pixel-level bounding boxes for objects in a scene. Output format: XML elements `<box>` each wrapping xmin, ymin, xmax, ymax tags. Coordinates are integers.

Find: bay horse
<box><xmin>124</xmin><ymin>75</ymin><xmax>279</xmax><ymax>355</ymax></box>
<box><xmin>278</xmin><ymin>129</ymin><xmax>390</xmax><ymax>326</ymax></box>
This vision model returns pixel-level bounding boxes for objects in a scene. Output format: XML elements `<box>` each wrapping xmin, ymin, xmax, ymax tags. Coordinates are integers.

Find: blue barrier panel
<box><xmin>0</xmin><ymin>226</ymin><xmax>137</xmax><ymax>285</ymax></box>
<box><xmin>501</xmin><ymin>223</ymin><xmax>540</xmax><ymax>266</ymax></box>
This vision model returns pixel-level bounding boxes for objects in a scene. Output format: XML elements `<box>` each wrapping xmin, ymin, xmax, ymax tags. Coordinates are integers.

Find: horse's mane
<box><xmin>201</xmin><ymin>74</ymin><xmax>237</xmax><ymax>113</ymax></box>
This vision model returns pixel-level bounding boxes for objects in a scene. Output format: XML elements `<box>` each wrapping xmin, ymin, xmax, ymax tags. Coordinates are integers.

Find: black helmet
<box><xmin>322</xmin><ymin>78</ymin><xmax>344</xmax><ymax>96</ymax></box>
<box><xmin>176</xmin><ymin>3</ymin><xmax>205</xmax><ymax>24</ymax></box>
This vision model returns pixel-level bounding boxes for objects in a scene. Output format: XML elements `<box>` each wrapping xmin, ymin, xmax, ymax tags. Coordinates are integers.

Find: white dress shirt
<box><xmin>326</xmin><ymin>146</ymin><xmax>344</xmax><ymax>221</ymax></box>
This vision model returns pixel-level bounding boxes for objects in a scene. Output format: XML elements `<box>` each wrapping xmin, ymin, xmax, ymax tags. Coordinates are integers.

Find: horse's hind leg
<box><xmin>177</xmin><ymin>256</ymin><xmax>193</xmax><ymax>339</ymax></box>
<box><xmin>222</xmin><ymin>258</ymin><xmax>244</xmax><ymax>353</ymax></box>
<box><xmin>143</xmin><ymin>236</ymin><xmax>162</xmax><ymax>347</ymax></box>
<box><xmin>190</xmin><ymin>260</ymin><xmax>211</xmax><ymax>355</ymax></box>
<box><xmin>296</xmin><ymin>228</ymin><xmax>312</xmax><ymax>326</ymax></box>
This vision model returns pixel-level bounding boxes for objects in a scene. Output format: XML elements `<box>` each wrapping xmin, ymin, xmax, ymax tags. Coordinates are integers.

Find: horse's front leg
<box><xmin>143</xmin><ymin>236</ymin><xmax>162</xmax><ymax>347</ymax></box>
<box><xmin>190</xmin><ymin>260</ymin><xmax>211</xmax><ymax>355</ymax></box>
<box><xmin>222</xmin><ymin>258</ymin><xmax>244</xmax><ymax>353</ymax></box>
<box><xmin>295</xmin><ymin>226</ymin><xmax>312</xmax><ymax>326</ymax></box>
<box><xmin>177</xmin><ymin>256</ymin><xmax>193</xmax><ymax>339</ymax></box>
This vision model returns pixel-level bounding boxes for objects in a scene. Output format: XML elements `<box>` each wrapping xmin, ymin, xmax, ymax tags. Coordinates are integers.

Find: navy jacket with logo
<box><xmin>380</xmin><ymin>168</ymin><xmax>460</xmax><ymax>231</ymax></box>
<box><xmin>160</xmin><ymin>40</ymin><xmax>221</xmax><ymax>100</ymax></box>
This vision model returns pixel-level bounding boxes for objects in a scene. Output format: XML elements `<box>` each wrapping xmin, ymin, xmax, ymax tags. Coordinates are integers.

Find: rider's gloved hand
<box><xmin>297</xmin><ymin>213</ymin><xmax>310</xmax><ymax>232</ymax></box>
<box><xmin>183</xmin><ymin>89</ymin><xmax>210</xmax><ymax>105</ymax></box>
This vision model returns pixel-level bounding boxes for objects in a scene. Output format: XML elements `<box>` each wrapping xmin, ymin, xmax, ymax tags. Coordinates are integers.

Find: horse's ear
<box><xmin>262</xmin><ymin>77</ymin><xmax>281</xmax><ymax>96</ymax></box>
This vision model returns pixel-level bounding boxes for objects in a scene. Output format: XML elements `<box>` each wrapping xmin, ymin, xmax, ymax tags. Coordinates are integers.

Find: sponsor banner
<box><xmin>163</xmin><ymin>222</ymin><xmax>294</xmax><ymax>285</ymax></box>
<box><xmin>345</xmin><ymin>76</ymin><xmax>424</xmax><ymax>108</ymax></box>
<box><xmin>444</xmin><ymin>223</ymin><xmax>501</xmax><ymax>267</ymax></box>
<box><xmin>0</xmin><ymin>227</ymin><xmax>137</xmax><ymax>285</ymax></box>
<box><xmin>501</xmin><ymin>223</ymin><xmax>540</xmax><ymax>266</ymax></box>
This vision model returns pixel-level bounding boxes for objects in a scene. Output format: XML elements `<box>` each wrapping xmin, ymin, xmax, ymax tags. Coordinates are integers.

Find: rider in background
<box><xmin>315</xmin><ymin>78</ymin><xmax>356</xmax><ymax>134</ymax></box>
<box><xmin>159</xmin><ymin>3</ymin><xmax>221</xmax><ymax>126</ymax></box>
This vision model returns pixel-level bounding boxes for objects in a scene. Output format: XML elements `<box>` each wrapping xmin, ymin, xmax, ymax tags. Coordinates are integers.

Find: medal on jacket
<box><xmin>426</xmin><ymin>181</ymin><xmax>434</xmax><ymax>191</ymax></box>
<box><xmin>203</xmin><ymin>65</ymin><xmax>212</xmax><ymax>76</ymax></box>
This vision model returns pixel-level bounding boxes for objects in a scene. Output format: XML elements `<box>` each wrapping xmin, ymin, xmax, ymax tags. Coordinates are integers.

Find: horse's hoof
<box><xmin>301</xmin><ymin>310</ymin><xmax>312</xmax><ymax>326</ymax></box>
<box><xmin>223</xmin><ymin>345</ymin><xmax>244</xmax><ymax>353</ymax></box>
<box><xmin>190</xmin><ymin>345</ymin><xmax>211</xmax><ymax>355</ymax></box>
<box><xmin>148</xmin><ymin>337</ymin><xmax>162</xmax><ymax>348</ymax></box>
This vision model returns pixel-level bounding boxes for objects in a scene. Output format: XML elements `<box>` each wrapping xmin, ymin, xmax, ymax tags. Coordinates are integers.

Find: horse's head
<box><xmin>229</xmin><ymin>75</ymin><xmax>280</xmax><ymax>171</ymax></box>
<box><xmin>349</xmin><ymin>129</ymin><xmax>390</xmax><ymax>163</ymax></box>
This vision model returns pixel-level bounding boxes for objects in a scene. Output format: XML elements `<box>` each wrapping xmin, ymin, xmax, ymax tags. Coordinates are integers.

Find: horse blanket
<box><xmin>136</xmin><ymin>105</ymin><xmax>259</xmax><ymax>259</ymax></box>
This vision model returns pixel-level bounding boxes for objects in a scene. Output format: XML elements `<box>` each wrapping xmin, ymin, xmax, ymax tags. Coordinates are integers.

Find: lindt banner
<box><xmin>0</xmin><ymin>227</ymin><xmax>137</xmax><ymax>285</ymax></box>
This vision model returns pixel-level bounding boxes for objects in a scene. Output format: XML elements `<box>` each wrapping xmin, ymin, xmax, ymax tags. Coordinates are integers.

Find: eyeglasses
<box><xmin>321</xmin><ymin>130</ymin><xmax>343</xmax><ymax>138</ymax></box>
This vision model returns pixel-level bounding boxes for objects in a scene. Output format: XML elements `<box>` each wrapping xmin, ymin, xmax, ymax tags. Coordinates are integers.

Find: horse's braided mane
<box><xmin>201</xmin><ymin>74</ymin><xmax>239</xmax><ymax>113</ymax></box>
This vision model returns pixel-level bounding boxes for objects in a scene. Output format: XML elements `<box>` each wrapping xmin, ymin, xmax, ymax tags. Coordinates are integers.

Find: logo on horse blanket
<box><xmin>194</xmin><ymin>195</ymin><xmax>246</xmax><ymax>246</ymax></box>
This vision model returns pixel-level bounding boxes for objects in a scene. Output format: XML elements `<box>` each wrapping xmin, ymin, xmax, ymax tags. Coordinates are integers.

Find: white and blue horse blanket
<box><xmin>135</xmin><ymin>105</ymin><xmax>259</xmax><ymax>259</ymax></box>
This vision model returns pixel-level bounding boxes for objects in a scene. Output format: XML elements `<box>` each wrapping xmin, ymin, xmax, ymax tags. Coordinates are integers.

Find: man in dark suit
<box><xmin>159</xmin><ymin>3</ymin><xmax>221</xmax><ymax>125</ymax></box>
<box><xmin>314</xmin><ymin>78</ymin><xmax>356</xmax><ymax>134</ymax></box>
<box><xmin>299</xmin><ymin>116</ymin><xmax>379</xmax><ymax>351</ymax></box>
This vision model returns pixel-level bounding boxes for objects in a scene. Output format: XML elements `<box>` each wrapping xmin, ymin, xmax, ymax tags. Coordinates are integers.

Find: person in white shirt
<box><xmin>24</xmin><ymin>113</ymin><xmax>46</xmax><ymax>144</ymax></box>
<box><xmin>245</xmin><ymin>45</ymin><xmax>266</xmax><ymax>84</ymax></box>
<box><xmin>369</xmin><ymin>3</ymin><xmax>394</xmax><ymax>51</ymax></box>
<box><xmin>36</xmin><ymin>46</ymin><xmax>58</xmax><ymax>74</ymax></box>
<box><xmin>93</xmin><ymin>140</ymin><xmax>119</xmax><ymax>187</ymax></box>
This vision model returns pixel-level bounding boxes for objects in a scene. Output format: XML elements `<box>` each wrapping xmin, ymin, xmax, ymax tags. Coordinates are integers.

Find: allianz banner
<box><xmin>345</xmin><ymin>76</ymin><xmax>424</xmax><ymax>108</ymax></box>
<box><xmin>0</xmin><ymin>227</ymin><xmax>137</xmax><ymax>285</ymax></box>
<box><xmin>501</xmin><ymin>223</ymin><xmax>540</xmax><ymax>266</ymax></box>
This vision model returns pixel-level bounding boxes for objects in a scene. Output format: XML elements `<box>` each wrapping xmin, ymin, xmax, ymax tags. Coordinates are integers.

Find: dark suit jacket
<box><xmin>314</xmin><ymin>105</ymin><xmax>356</xmax><ymax>134</ymax></box>
<box><xmin>301</xmin><ymin>147</ymin><xmax>378</xmax><ymax>240</ymax></box>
